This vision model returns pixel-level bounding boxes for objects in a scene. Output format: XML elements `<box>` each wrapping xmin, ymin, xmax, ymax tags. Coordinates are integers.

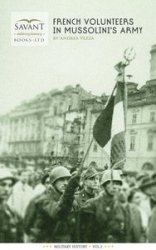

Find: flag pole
<box><xmin>78</xmin><ymin>137</ymin><xmax>94</xmax><ymax>174</ymax></box>
<box><xmin>122</xmin><ymin>47</ymin><xmax>136</xmax><ymax>169</ymax></box>
<box><xmin>104</xmin><ymin>82</ymin><xmax>117</xmax><ymax>107</ymax></box>
<box><xmin>110</xmin><ymin>48</ymin><xmax>136</xmax><ymax>183</ymax></box>
<box><xmin>123</xmin><ymin>47</ymin><xmax>136</xmax><ymax>117</ymax></box>
<box><xmin>110</xmin><ymin>61</ymin><xmax>126</xmax><ymax>185</ymax></box>
<box><xmin>82</xmin><ymin>137</ymin><xmax>94</xmax><ymax>165</ymax></box>
<box><xmin>123</xmin><ymin>63</ymin><xmax>127</xmax><ymax>167</ymax></box>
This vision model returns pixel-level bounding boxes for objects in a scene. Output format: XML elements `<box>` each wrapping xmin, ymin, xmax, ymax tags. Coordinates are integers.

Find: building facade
<box><xmin>125</xmin><ymin>45</ymin><xmax>156</xmax><ymax>173</ymax></box>
<box><xmin>0</xmin><ymin>45</ymin><xmax>156</xmax><ymax>172</ymax></box>
<box><xmin>126</xmin><ymin>80</ymin><xmax>156</xmax><ymax>172</ymax></box>
<box><xmin>1</xmin><ymin>93</ymin><xmax>50</xmax><ymax>158</ymax></box>
<box><xmin>43</xmin><ymin>84</ymin><xmax>94</xmax><ymax>163</ymax></box>
<box><xmin>0</xmin><ymin>85</ymin><xmax>94</xmax><ymax>168</ymax></box>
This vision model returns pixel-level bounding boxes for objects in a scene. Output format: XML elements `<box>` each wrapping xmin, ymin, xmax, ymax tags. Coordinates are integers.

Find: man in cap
<box><xmin>75</xmin><ymin>167</ymin><xmax>100</xmax><ymax>207</ymax></box>
<box><xmin>139</xmin><ymin>173</ymin><xmax>156</xmax><ymax>242</ymax></box>
<box><xmin>136</xmin><ymin>172</ymin><xmax>151</xmax><ymax>227</ymax></box>
<box><xmin>29</xmin><ymin>165</ymin><xmax>80</xmax><ymax>242</ymax></box>
<box><xmin>71</xmin><ymin>167</ymin><xmax>100</xmax><ymax>242</ymax></box>
<box><xmin>0</xmin><ymin>168</ymin><xmax>23</xmax><ymax>242</ymax></box>
<box><xmin>78</xmin><ymin>169</ymin><xmax>134</xmax><ymax>242</ymax></box>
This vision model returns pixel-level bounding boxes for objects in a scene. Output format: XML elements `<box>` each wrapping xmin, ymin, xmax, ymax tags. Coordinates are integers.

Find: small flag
<box><xmin>93</xmin><ymin>81</ymin><xmax>126</xmax><ymax>168</ymax></box>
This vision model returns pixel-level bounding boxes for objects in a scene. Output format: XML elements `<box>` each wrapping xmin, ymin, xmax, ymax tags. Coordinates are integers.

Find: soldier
<box><xmin>75</xmin><ymin>167</ymin><xmax>100</xmax><ymax>207</ymax></box>
<box><xmin>29</xmin><ymin>166</ymin><xmax>80</xmax><ymax>242</ymax></box>
<box><xmin>23</xmin><ymin>173</ymin><xmax>50</xmax><ymax>242</ymax></box>
<box><xmin>0</xmin><ymin>168</ymin><xmax>23</xmax><ymax>242</ymax></box>
<box><xmin>71</xmin><ymin>167</ymin><xmax>100</xmax><ymax>242</ymax></box>
<box><xmin>78</xmin><ymin>169</ymin><xmax>136</xmax><ymax>243</ymax></box>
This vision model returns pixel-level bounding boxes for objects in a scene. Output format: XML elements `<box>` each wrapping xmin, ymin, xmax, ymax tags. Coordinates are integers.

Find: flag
<box><xmin>93</xmin><ymin>81</ymin><xmax>126</xmax><ymax>168</ymax></box>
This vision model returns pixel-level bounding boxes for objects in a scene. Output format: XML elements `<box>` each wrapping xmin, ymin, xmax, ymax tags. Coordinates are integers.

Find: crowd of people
<box><xmin>0</xmin><ymin>162</ymin><xmax>156</xmax><ymax>243</ymax></box>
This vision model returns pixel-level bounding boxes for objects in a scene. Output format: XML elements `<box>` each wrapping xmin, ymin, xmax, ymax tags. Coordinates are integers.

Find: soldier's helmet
<box><xmin>101</xmin><ymin>169</ymin><xmax>122</xmax><ymax>186</ymax></box>
<box><xmin>50</xmin><ymin>166</ymin><xmax>71</xmax><ymax>184</ymax></box>
<box><xmin>0</xmin><ymin>168</ymin><xmax>17</xmax><ymax>184</ymax></box>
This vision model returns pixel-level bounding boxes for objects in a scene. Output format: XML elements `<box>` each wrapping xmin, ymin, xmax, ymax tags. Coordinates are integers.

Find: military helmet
<box><xmin>101</xmin><ymin>169</ymin><xmax>122</xmax><ymax>186</ymax></box>
<box><xmin>50</xmin><ymin>166</ymin><xmax>71</xmax><ymax>184</ymax></box>
<box><xmin>0</xmin><ymin>168</ymin><xmax>17</xmax><ymax>184</ymax></box>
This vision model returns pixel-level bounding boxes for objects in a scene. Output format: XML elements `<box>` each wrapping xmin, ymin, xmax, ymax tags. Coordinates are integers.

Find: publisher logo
<box><xmin>11</xmin><ymin>12</ymin><xmax>48</xmax><ymax>46</ymax></box>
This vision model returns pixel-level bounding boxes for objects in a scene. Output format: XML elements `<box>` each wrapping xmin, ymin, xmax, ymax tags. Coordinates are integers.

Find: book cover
<box><xmin>0</xmin><ymin>0</ymin><xmax>156</xmax><ymax>248</ymax></box>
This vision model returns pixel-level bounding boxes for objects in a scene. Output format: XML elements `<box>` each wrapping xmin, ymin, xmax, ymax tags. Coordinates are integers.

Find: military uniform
<box><xmin>29</xmin><ymin>172</ymin><xmax>79</xmax><ymax>242</ymax></box>
<box><xmin>75</xmin><ymin>189</ymin><xmax>95</xmax><ymax>207</ymax></box>
<box><xmin>79</xmin><ymin>191</ymin><xmax>129</xmax><ymax>242</ymax></box>
<box><xmin>77</xmin><ymin>169</ymin><xmax>139</xmax><ymax>243</ymax></box>
<box><xmin>0</xmin><ymin>168</ymin><xmax>23</xmax><ymax>242</ymax></box>
<box><xmin>24</xmin><ymin>192</ymin><xmax>47</xmax><ymax>239</ymax></box>
<box><xmin>0</xmin><ymin>203</ymin><xmax>23</xmax><ymax>242</ymax></box>
<box><xmin>24</xmin><ymin>173</ymin><xmax>50</xmax><ymax>238</ymax></box>
<box><xmin>71</xmin><ymin>189</ymin><xmax>97</xmax><ymax>242</ymax></box>
<box><xmin>72</xmin><ymin>167</ymin><xmax>100</xmax><ymax>242</ymax></box>
<box><xmin>76</xmin><ymin>167</ymin><xmax>100</xmax><ymax>206</ymax></box>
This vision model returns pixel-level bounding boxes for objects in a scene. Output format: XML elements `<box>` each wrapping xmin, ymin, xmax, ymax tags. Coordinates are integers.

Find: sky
<box><xmin>0</xmin><ymin>0</ymin><xmax>156</xmax><ymax>114</ymax></box>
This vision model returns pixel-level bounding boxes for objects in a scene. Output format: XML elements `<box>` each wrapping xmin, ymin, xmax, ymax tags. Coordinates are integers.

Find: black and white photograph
<box><xmin>0</xmin><ymin>0</ymin><xmax>156</xmax><ymax>247</ymax></box>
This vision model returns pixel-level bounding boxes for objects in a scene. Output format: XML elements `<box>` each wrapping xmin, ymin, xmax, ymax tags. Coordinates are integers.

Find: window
<box><xmin>129</xmin><ymin>135</ymin><xmax>136</xmax><ymax>151</ymax></box>
<box><xmin>93</xmin><ymin>143</ymin><xmax>98</xmax><ymax>152</ymax></box>
<box><xmin>59</xmin><ymin>102</ymin><xmax>63</xmax><ymax>114</ymax></box>
<box><xmin>53</xmin><ymin>106</ymin><xmax>58</xmax><ymax>116</ymax></box>
<box><xmin>68</xmin><ymin>97</ymin><xmax>72</xmax><ymax>111</ymax></box>
<box><xmin>68</xmin><ymin>104</ymin><xmax>72</xmax><ymax>111</ymax></box>
<box><xmin>150</xmin><ymin>112</ymin><xmax>155</xmax><ymax>122</ymax></box>
<box><xmin>132</xmin><ymin>114</ymin><xmax>137</xmax><ymax>124</ymax></box>
<box><xmin>147</xmin><ymin>134</ymin><xmax>153</xmax><ymax>151</ymax></box>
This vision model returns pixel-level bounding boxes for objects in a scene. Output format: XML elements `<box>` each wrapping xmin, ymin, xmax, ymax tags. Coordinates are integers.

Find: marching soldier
<box><xmin>23</xmin><ymin>173</ymin><xmax>50</xmax><ymax>242</ymax></box>
<box><xmin>0</xmin><ymin>168</ymin><xmax>23</xmax><ymax>242</ymax></box>
<box><xmin>72</xmin><ymin>167</ymin><xmax>100</xmax><ymax>242</ymax></box>
<box><xmin>75</xmin><ymin>167</ymin><xmax>100</xmax><ymax>207</ymax></box>
<box><xmin>78</xmin><ymin>169</ymin><xmax>138</xmax><ymax>243</ymax></box>
<box><xmin>29</xmin><ymin>166</ymin><xmax>80</xmax><ymax>242</ymax></box>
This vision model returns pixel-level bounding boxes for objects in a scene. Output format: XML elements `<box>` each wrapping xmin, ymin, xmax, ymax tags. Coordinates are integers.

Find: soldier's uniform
<box><xmin>75</xmin><ymin>167</ymin><xmax>99</xmax><ymax>207</ymax></box>
<box><xmin>23</xmin><ymin>191</ymin><xmax>47</xmax><ymax>241</ymax></box>
<box><xmin>24</xmin><ymin>173</ymin><xmax>50</xmax><ymax>241</ymax></box>
<box><xmin>75</xmin><ymin>189</ymin><xmax>95</xmax><ymax>207</ymax></box>
<box><xmin>29</xmin><ymin>166</ymin><xmax>79</xmax><ymax>243</ymax></box>
<box><xmin>0</xmin><ymin>203</ymin><xmax>23</xmax><ymax>242</ymax></box>
<box><xmin>0</xmin><ymin>168</ymin><xmax>23</xmax><ymax>242</ymax></box>
<box><xmin>72</xmin><ymin>167</ymin><xmax>100</xmax><ymax>242</ymax></box>
<box><xmin>78</xmin><ymin>170</ymin><xmax>135</xmax><ymax>243</ymax></box>
<box><xmin>79</xmin><ymin>191</ymin><xmax>128</xmax><ymax>242</ymax></box>
<box><xmin>73</xmin><ymin>189</ymin><xmax>96</xmax><ymax>243</ymax></box>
